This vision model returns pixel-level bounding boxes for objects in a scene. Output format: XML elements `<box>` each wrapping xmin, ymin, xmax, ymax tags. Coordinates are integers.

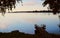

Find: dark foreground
<box><xmin>0</xmin><ymin>25</ymin><xmax>60</xmax><ymax>38</ymax></box>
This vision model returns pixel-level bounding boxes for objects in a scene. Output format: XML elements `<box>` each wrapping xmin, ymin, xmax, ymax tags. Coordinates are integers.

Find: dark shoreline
<box><xmin>7</xmin><ymin>11</ymin><xmax>60</xmax><ymax>15</ymax></box>
<box><xmin>0</xmin><ymin>25</ymin><xmax>60</xmax><ymax>38</ymax></box>
<box><xmin>9</xmin><ymin>11</ymin><xmax>60</xmax><ymax>13</ymax></box>
<box><xmin>0</xmin><ymin>11</ymin><xmax>60</xmax><ymax>15</ymax></box>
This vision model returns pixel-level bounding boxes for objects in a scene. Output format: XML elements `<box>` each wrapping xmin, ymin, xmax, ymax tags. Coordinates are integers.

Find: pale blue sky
<box><xmin>0</xmin><ymin>0</ymin><xmax>60</xmax><ymax>34</ymax></box>
<box><xmin>12</xmin><ymin>0</ymin><xmax>48</xmax><ymax>11</ymax></box>
<box><xmin>0</xmin><ymin>13</ymin><xmax>59</xmax><ymax>34</ymax></box>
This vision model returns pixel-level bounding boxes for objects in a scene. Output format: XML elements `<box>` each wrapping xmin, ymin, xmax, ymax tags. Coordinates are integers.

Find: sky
<box><xmin>0</xmin><ymin>13</ymin><xmax>59</xmax><ymax>33</ymax></box>
<box><xmin>0</xmin><ymin>0</ymin><xmax>59</xmax><ymax>33</ymax></box>
<box><xmin>13</xmin><ymin>0</ymin><xmax>48</xmax><ymax>11</ymax></box>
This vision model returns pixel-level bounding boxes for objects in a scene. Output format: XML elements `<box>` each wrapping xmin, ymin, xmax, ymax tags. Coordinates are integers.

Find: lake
<box><xmin>0</xmin><ymin>13</ymin><xmax>60</xmax><ymax>34</ymax></box>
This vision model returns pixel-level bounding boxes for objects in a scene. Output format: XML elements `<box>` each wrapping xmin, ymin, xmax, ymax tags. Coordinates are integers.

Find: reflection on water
<box><xmin>0</xmin><ymin>13</ymin><xmax>60</xmax><ymax>34</ymax></box>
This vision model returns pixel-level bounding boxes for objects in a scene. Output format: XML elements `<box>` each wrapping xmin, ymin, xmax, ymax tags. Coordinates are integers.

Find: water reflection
<box><xmin>0</xmin><ymin>13</ymin><xmax>60</xmax><ymax>34</ymax></box>
<box><xmin>58</xmin><ymin>15</ymin><xmax>60</xmax><ymax>32</ymax></box>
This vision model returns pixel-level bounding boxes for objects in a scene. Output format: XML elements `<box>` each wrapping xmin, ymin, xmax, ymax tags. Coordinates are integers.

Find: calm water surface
<box><xmin>0</xmin><ymin>13</ymin><xmax>60</xmax><ymax>34</ymax></box>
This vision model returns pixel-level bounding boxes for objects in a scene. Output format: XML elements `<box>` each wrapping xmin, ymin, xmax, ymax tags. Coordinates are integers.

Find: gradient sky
<box><xmin>0</xmin><ymin>13</ymin><xmax>59</xmax><ymax>34</ymax></box>
<box><xmin>12</xmin><ymin>0</ymin><xmax>48</xmax><ymax>11</ymax></box>
<box><xmin>0</xmin><ymin>13</ymin><xmax>59</xmax><ymax>29</ymax></box>
<box><xmin>0</xmin><ymin>0</ymin><xmax>60</xmax><ymax>34</ymax></box>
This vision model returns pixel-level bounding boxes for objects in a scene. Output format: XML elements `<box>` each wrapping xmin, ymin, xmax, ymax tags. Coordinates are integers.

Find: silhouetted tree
<box><xmin>0</xmin><ymin>0</ymin><xmax>22</xmax><ymax>16</ymax></box>
<box><xmin>42</xmin><ymin>0</ymin><xmax>60</xmax><ymax>14</ymax></box>
<box><xmin>35</xmin><ymin>24</ymin><xmax>47</xmax><ymax>35</ymax></box>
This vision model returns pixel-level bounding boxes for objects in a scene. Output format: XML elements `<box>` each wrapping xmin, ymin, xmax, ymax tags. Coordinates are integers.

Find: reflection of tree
<box><xmin>0</xmin><ymin>0</ymin><xmax>22</xmax><ymax>16</ymax></box>
<box><xmin>58</xmin><ymin>15</ymin><xmax>60</xmax><ymax>27</ymax></box>
<box><xmin>42</xmin><ymin>0</ymin><xmax>60</xmax><ymax>13</ymax></box>
<box><xmin>58</xmin><ymin>15</ymin><xmax>60</xmax><ymax>32</ymax></box>
<box><xmin>59</xmin><ymin>15</ymin><xmax>60</xmax><ymax>19</ymax></box>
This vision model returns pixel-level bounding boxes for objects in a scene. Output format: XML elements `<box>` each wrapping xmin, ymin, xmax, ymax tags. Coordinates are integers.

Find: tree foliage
<box><xmin>0</xmin><ymin>0</ymin><xmax>22</xmax><ymax>15</ymax></box>
<box><xmin>43</xmin><ymin>0</ymin><xmax>60</xmax><ymax>13</ymax></box>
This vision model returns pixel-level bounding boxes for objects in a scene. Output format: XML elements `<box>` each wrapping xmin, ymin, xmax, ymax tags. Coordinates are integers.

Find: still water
<box><xmin>0</xmin><ymin>13</ymin><xmax>60</xmax><ymax>34</ymax></box>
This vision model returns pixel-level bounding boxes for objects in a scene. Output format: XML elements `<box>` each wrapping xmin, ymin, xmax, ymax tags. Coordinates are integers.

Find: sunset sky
<box><xmin>13</xmin><ymin>0</ymin><xmax>48</xmax><ymax>11</ymax></box>
<box><xmin>0</xmin><ymin>0</ymin><xmax>59</xmax><ymax>34</ymax></box>
<box><xmin>0</xmin><ymin>13</ymin><xmax>58</xmax><ymax>33</ymax></box>
<box><xmin>0</xmin><ymin>0</ymin><xmax>48</xmax><ymax>30</ymax></box>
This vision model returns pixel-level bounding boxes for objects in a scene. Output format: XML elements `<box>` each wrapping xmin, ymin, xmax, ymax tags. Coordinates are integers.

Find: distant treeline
<box><xmin>7</xmin><ymin>10</ymin><xmax>60</xmax><ymax>14</ymax></box>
